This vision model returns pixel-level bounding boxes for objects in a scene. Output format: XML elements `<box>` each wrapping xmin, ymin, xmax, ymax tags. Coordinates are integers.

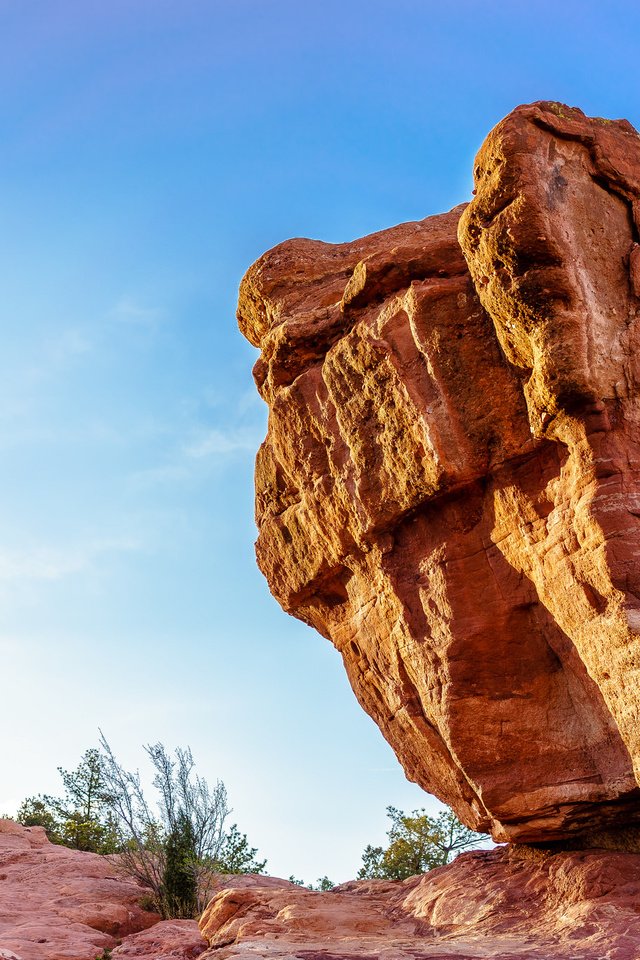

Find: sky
<box><xmin>0</xmin><ymin>0</ymin><xmax>639</xmax><ymax>884</ymax></box>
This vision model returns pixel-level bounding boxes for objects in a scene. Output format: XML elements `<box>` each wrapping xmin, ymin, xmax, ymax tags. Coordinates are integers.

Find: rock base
<box><xmin>199</xmin><ymin>846</ymin><xmax>640</xmax><ymax>960</ymax></box>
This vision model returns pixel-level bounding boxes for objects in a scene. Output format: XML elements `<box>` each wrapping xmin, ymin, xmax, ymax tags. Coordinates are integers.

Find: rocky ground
<box><xmin>0</xmin><ymin>819</ymin><xmax>202</xmax><ymax>960</ymax></box>
<box><xmin>198</xmin><ymin>845</ymin><xmax>640</xmax><ymax>960</ymax></box>
<box><xmin>2</xmin><ymin>821</ymin><xmax>640</xmax><ymax>960</ymax></box>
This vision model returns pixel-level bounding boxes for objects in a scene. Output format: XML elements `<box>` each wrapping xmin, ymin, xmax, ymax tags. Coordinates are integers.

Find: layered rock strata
<box><xmin>239</xmin><ymin>102</ymin><xmax>640</xmax><ymax>843</ymax></box>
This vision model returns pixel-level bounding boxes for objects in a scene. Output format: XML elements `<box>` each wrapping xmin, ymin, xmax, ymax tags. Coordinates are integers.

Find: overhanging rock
<box><xmin>239</xmin><ymin>102</ymin><xmax>640</xmax><ymax>844</ymax></box>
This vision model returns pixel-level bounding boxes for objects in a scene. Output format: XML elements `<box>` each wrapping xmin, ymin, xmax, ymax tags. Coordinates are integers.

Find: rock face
<box><xmin>0</xmin><ymin>820</ymin><xmax>205</xmax><ymax>960</ymax></box>
<box><xmin>198</xmin><ymin>847</ymin><xmax>640</xmax><ymax>960</ymax></box>
<box><xmin>239</xmin><ymin>102</ymin><xmax>640</xmax><ymax>844</ymax></box>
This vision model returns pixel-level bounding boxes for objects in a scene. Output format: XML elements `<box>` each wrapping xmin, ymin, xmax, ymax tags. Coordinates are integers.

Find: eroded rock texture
<box><xmin>198</xmin><ymin>848</ymin><xmax>640</xmax><ymax>960</ymax></box>
<box><xmin>240</xmin><ymin>102</ymin><xmax>640</xmax><ymax>844</ymax></box>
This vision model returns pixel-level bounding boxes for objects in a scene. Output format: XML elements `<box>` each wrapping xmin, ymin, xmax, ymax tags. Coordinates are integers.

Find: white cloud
<box><xmin>8</xmin><ymin>325</ymin><xmax>96</xmax><ymax>394</ymax></box>
<box><xmin>127</xmin><ymin>424</ymin><xmax>262</xmax><ymax>490</ymax></box>
<box><xmin>109</xmin><ymin>297</ymin><xmax>164</xmax><ymax>327</ymax></box>
<box><xmin>236</xmin><ymin>387</ymin><xmax>265</xmax><ymax>417</ymax></box>
<box><xmin>0</xmin><ymin>635</ymin><xmax>20</xmax><ymax>656</ymax></box>
<box><xmin>50</xmin><ymin>327</ymin><xmax>93</xmax><ymax>362</ymax></box>
<box><xmin>0</xmin><ymin>537</ymin><xmax>141</xmax><ymax>583</ymax></box>
<box><xmin>128</xmin><ymin>464</ymin><xmax>190</xmax><ymax>489</ymax></box>
<box><xmin>183</xmin><ymin>426</ymin><xmax>261</xmax><ymax>459</ymax></box>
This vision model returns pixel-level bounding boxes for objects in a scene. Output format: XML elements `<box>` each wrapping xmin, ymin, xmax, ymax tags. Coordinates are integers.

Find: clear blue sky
<box><xmin>1</xmin><ymin>0</ymin><xmax>639</xmax><ymax>883</ymax></box>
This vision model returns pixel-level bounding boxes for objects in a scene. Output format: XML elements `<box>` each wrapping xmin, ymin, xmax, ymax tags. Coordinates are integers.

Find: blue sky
<box><xmin>1</xmin><ymin>0</ymin><xmax>639</xmax><ymax>882</ymax></box>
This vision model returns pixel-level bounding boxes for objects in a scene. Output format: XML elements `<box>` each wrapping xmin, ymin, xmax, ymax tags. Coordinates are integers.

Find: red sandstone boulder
<box><xmin>239</xmin><ymin>102</ymin><xmax>640</xmax><ymax>844</ymax></box>
<box><xmin>198</xmin><ymin>847</ymin><xmax>640</xmax><ymax>959</ymax></box>
<box><xmin>110</xmin><ymin>919</ymin><xmax>206</xmax><ymax>959</ymax></box>
<box><xmin>458</xmin><ymin>101</ymin><xmax>640</xmax><ymax>816</ymax></box>
<box><xmin>0</xmin><ymin>820</ymin><xmax>161</xmax><ymax>960</ymax></box>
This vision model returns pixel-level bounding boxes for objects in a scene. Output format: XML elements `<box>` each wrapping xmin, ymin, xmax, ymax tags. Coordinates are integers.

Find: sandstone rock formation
<box><xmin>0</xmin><ymin>820</ymin><xmax>205</xmax><ymax>960</ymax></box>
<box><xmin>239</xmin><ymin>101</ymin><xmax>640</xmax><ymax>844</ymax></box>
<box><xmin>197</xmin><ymin>847</ymin><xmax>640</xmax><ymax>959</ymax></box>
<box><xmin>4</xmin><ymin>818</ymin><xmax>640</xmax><ymax>960</ymax></box>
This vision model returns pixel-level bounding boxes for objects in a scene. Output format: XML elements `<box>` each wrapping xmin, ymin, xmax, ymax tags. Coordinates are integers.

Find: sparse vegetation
<box><xmin>14</xmin><ymin>745</ymin><xmax>483</xmax><ymax>911</ymax></box>
<box><xmin>98</xmin><ymin>733</ymin><xmax>266</xmax><ymax>918</ymax></box>
<box><xmin>211</xmin><ymin>822</ymin><xmax>267</xmax><ymax>875</ymax></box>
<box><xmin>309</xmin><ymin>875</ymin><xmax>335</xmax><ymax>891</ymax></box>
<box><xmin>17</xmin><ymin>749</ymin><xmax>120</xmax><ymax>854</ymax></box>
<box><xmin>358</xmin><ymin>806</ymin><xmax>488</xmax><ymax>880</ymax></box>
<box><xmin>286</xmin><ymin>875</ymin><xmax>334</xmax><ymax>890</ymax></box>
<box><xmin>16</xmin><ymin>738</ymin><xmax>266</xmax><ymax>919</ymax></box>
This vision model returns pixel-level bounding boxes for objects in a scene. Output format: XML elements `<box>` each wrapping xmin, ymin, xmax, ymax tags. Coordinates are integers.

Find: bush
<box><xmin>16</xmin><ymin>797</ymin><xmax>61</xmax><ymax>840</ymax></box>
<box><xmin>309</xmin><ymin>875</ymin><xmax>335</xmax><ymax>891</ymax></box>
<box><xmin>212</xmin><ymin>823</ymin><xmax>266</xmax><ymax>874</ymax></box>
<box><xmin>161</xmin><ymin>812</ymin><xmax>199</xmax><ymax>918</ymax></box>
<box><xmin>98</xmin><ymin>734</ymin><xmax>266</xmax><ymax>917</ymax></box>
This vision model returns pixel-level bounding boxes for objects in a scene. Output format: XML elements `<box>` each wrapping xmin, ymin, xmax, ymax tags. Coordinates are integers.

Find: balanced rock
<box><xmin>239</xmin><ymin>102</ymin><xmax>640</xmax><ymax>844</ymax></box>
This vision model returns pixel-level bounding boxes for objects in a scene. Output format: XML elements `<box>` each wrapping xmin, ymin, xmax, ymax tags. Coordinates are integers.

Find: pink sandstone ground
<box><xmin>198</xmin><ymin>846</ymin><xmax>640</xmax><ymax>960</ymax></box>
<box><xmin>0</xmin><ymin>820</ymin><xmax>204</xmax><ymax>960</ymax></box>
<box><xmin>3</xmin><ymin>821</ymin><xmax>640</xmax><ymax>960</ymax></box>
<box><xmin>239</xmin><ymin>101</ymin><xmax>640</xmax><ymax>847</ymax></box>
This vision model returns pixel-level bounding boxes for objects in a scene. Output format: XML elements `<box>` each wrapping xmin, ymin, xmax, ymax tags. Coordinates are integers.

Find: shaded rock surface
<box><xmin>239</xmin><ymin>101</ymin><xmax>640</xmax><ymax>844</ymax></box>
<box><xmin>198</xmin><ymin>846</ymin><xmax>640</xmax><ymax>959</ymax></box>
<box><xmin>110</xmin><ymin>919</ymin><xmax>206</xmax><ymax>960</ymax></box>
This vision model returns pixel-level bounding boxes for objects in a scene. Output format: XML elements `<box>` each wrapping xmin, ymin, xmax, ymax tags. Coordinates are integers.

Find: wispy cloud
<box><xmin>128</xmin><ymin>424</ymin><xmax>263</xmax><ymax>490</ymax></box>
<box><xmin>9</xmin><ymin>325</ymin><xmax>96</xmax><ymax>394</ymax></box>
<box><xmin>109</xmin><ymin>297</ymin><xmax>164</xmax><ymax>328</ymax></box>
<box><xmin>236</xmin><ymin>387</ymin><xmax>265</xmax><ymax>417</ymax></box>
<box><xmin>183</xmin><ymin>426</ymin><xmax>262</xmax><ymax>459</ymax></box>
<box><xmin>0</xmin><ymin>635</ymin><xmax>20</xmax><ymax>656</ymax></box>
<box><xmin>0</xmin><ymin>537</ymin><xmax>140</xmax><ymax>583</ymax></box>
<box><xmin>49</xmin><ymin>326</ymin><xmax>93</xmax><ymax>362</ymax></box>
<box><xmin>128</xmin><ymin>464</ymin><xmax>190</xmax><ymax>489</ymax></box>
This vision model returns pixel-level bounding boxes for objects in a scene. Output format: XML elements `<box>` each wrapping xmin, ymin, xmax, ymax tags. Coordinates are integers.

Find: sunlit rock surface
<box><xmin>240</xmin><ymin>101</ymin><xmax>640</xmax><ymax>844</ymax></box>
<box><xmin>199</xmin><ymin>848</ymin><xmax>640</xmax><ymax>960</ymax></box>
<box><xmin>111</xmin><ymin>919</ymin><xmax>207</xmax><ymax>960</ymax></box>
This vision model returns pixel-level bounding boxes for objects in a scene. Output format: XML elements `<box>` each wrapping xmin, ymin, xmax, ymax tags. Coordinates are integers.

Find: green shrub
<box><xmin>161</xmin><ymin>813</ymin><xmax>199</xmax><ymax>918</ymax></box>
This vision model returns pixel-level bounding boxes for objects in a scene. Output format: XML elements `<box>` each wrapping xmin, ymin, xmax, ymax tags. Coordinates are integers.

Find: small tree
<box><xmin>426</xmin><ymin>807</ymin><xmax>486</xmax><ymax>866</ymax></box>
<box><xmin>16</xmin><ymin>739</ymin><xmax>266</xmax><ymax>919</ymax></box>
<box><xmin>16</xmin><ymin>749</ymin><xmax>119</xmax><ymax>854</ymax></box>
<box><xmin>310</xmin><ymin>876</ymin><xmax>335</xmax><ymax>891</ymax></box>
<box><xmin>358</xmin><ymin>806</ymin><xmax>487</xmax><ymax>880</ymax></box>
<box><xmin>16</xmin><ymin>797</ymin><xmax>62</xmax><ymax>842</ymax></box>
<box><xmin>212</xmin><ymin>823</ymin><xmax>267</xmax><ymax>874</ymax></box>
